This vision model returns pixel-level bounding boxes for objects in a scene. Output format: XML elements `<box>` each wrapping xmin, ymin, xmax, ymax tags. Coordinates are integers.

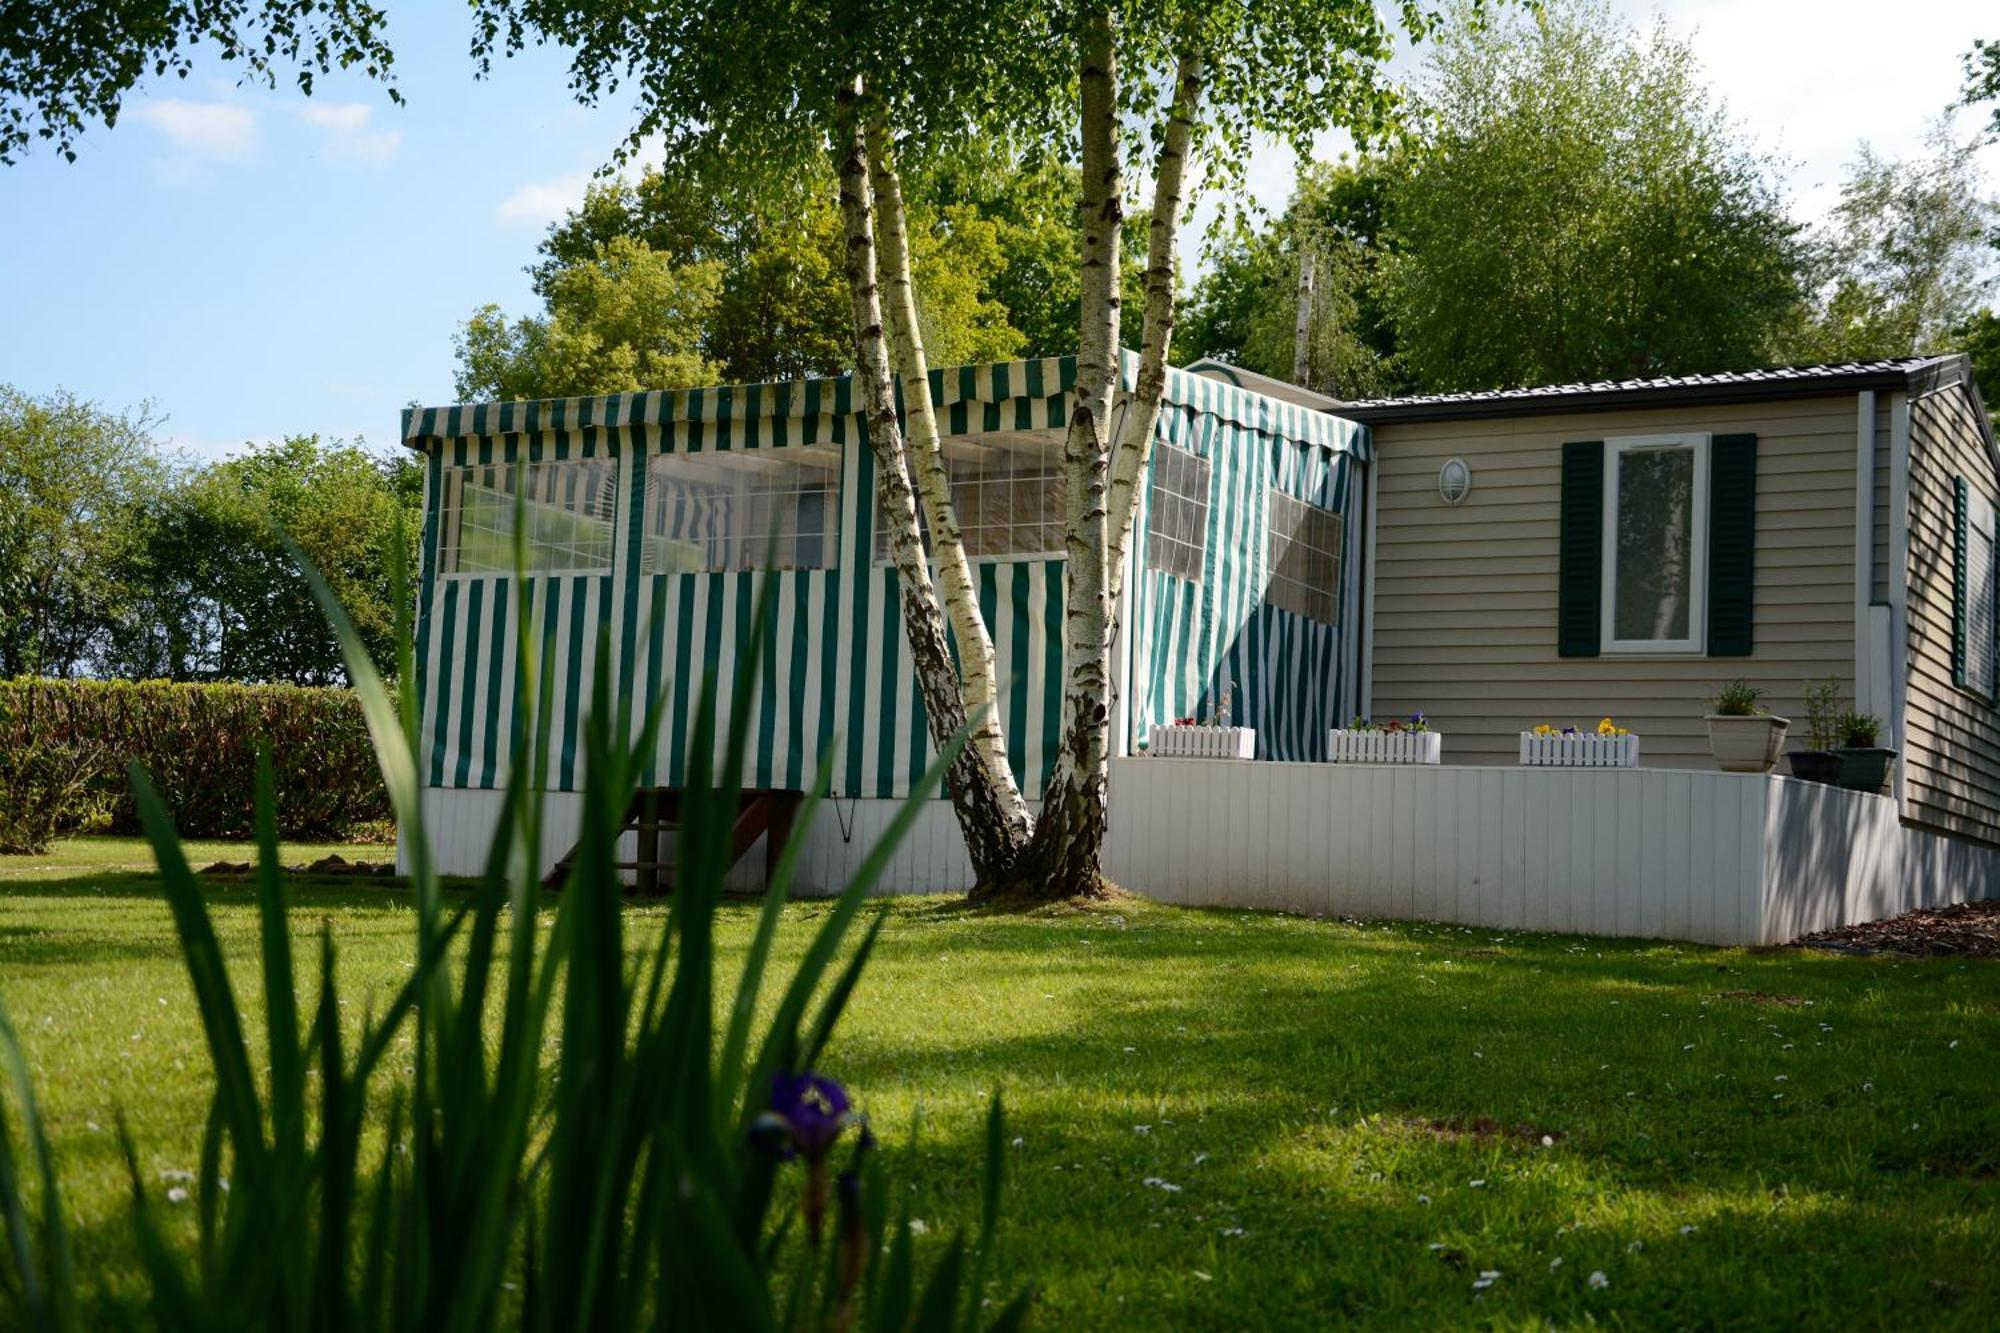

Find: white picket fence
<box><xmin>1518</xmin><ymin>731</ymin><xmax>1640</xmax><ymax>768</ymax></box>
<box><xmin>1329</xmin><ymin>728</ymin><xmax>1442</xmax><ymax>765</ymax></box>
<box><xmin>1147</xmin><ymin>724</ymin><xmax>1256</xmax><ymax>759</ymax></box>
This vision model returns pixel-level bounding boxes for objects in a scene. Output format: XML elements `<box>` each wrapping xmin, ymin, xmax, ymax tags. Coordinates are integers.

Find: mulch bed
<box><xmin>1791</xmin><ymin>899</ymin><xmax>2000</xmax><ymax>958</ymax></box>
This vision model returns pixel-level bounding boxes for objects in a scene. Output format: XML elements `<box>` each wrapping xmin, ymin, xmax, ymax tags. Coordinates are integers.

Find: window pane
<box><xmin>1144</xmin><ymin>442</ymin><xmax>1212</xmax><ymax>582</ymax></box>
<box><xmin>1613</xmin><ymin>447</ymin><xmax>1696</xmax><ymax>642</ymax></box>
<box><xmin>643</xmin><ymin>447</ymin><xmax>841</xmax><ymax>573</ymax></box>
<box><xmin>440</xmin><ymin>459</ymin><xmax>617</xmax><ymax>575</ymax></box>
<box><xmin>1265</xmin><ymin>490</ymin><xmax>1343</xmax><ymax>625</ymax></box>
<box><xmin>876</xmin><ymin>434</ymin><xmax>1065</xmax><ymax>562</ymax></box>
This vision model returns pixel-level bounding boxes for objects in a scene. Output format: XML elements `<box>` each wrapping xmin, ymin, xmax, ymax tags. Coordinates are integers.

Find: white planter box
<box><xmin>1518</xmin><ymin>731</ymin><xmax>1641</xmax><ymax>768</ymax></box>
<box><xmin>1147</xmin><ymin>725</ymin><xmax>1256</xmax><ymax>759</ymax></box>
<box><xmin>1328</xmin><ymin>729</ymin><xmax>1442</xmax><ymax>765</ymax></box>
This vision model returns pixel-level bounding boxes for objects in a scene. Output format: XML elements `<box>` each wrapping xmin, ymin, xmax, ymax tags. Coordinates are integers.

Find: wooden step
<box><xmin>542</xmin><ymin>787</ymin><xmax>805</xmax><ymax>896</ymax></box>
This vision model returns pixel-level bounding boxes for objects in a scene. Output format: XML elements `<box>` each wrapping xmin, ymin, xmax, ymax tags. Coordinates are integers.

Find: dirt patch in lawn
<box><xmin>1715</xmin><ymin>989</ymin><xmax>1810</xmax><ymax>1006</ymax></box>
<box><xmin>1791</xmin><ymin>899</ymin><xmax>2000</xmax><ymax>959</ymax></box>
<box><xmin>1402</xmin><ymin>1115</ymin><xmax>1566</xmax><ymax>1146</ymax></box>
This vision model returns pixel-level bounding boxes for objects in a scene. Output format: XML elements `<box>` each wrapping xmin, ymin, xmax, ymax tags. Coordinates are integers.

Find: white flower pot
<box><xmin>1518</xmin><ymin>731</ymin><xmax>1641</xmax><ymax>768</ymax></box>
<box><xmin>1147</xmin><ymin>724</ymin><xmax>1256</xmax><ymax>759</ymax></box>
<box><xmin>1706</xmin><ymin>714</ymin><xmax>1790</xmax><ymax>773</ymax></box>
<box><xmin>1328</xmin><ymin>729</ymin><xmax>1442</xmax><ymax>764</ymax></box>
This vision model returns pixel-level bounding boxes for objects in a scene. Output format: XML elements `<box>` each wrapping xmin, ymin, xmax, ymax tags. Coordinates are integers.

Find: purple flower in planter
<box><xmin>754</xmin><ymin>1071</ymin><xmax>856</xmax><ymax>1163</ymax></box>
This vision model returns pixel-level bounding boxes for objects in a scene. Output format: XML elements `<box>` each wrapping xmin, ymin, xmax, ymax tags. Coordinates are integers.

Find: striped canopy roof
<box><xmin>402</xmin><ymin>353</ymin><xmax>1370</xmax><ymax>460</ymax></box>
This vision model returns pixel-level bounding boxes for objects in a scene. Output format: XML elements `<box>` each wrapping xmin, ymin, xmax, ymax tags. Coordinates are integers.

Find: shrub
<box><xmin>1801</xmin><ymin>677</ymin><xmax>1843</xmax><ymax>752</ymax></box>
<box><xmin>0</xmin><ymin>690</ymin><xmax>113</xmax><ymax>854</ymax></box>
<box><xmin>1839</xmin><ymin>710</ymin><xmax>1883</xmax><ymax>749</ymax></box>
<box><xmin>0</xmin><ymin>677</ymin><xmax>388</xmax><ymax>841</ymax></box>
<box><xmin>0</xmin><ymin>541</ymin><xmax>1025</xmax><ymax>1330</ymax></box>
<box><xmin>1709</xmin><ymin>680</ymin><xmax>1765</xmax><ymax>717</ymax></box>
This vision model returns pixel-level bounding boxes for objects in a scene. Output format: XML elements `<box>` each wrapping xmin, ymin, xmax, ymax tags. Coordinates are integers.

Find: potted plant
<box><xmin>1833</xmin><ymin>710</ymin><xmax>1896</xmax><ymax>794</ymax></box>
<box><xmin>1329</xmin><ymin>712</ymin><xmax>1443</xmax><ymax>764</ymax></box>
<box><xmin>1786</xmin><ymin>676</ymin><xmax>1844</xmax><ymax>784</ymax></box>
<box><xmin>1704</xmin><ymin>680</ymin><xmax>1789</xmax><ymax>773</ymax></box>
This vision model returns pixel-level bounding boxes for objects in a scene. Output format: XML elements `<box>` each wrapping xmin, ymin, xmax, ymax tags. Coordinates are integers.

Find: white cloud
<box><xmin>497</xmin><ymin>172</ymin><xmax>594</xmax><ymax>225</ymax></box>
<box><xmin>132</xmin><ymin>98</ymin><xmax>257</xmax><ymax>157</ymax></box>
<box><xmin>494</xmin><ymin>138</ymin><xmax>667</xmax><ymax>226</ymax></box>
<box><xmin>298</xmin><ymin>101</ymin><xmax>402</xmax><ymax>165</ymax></box>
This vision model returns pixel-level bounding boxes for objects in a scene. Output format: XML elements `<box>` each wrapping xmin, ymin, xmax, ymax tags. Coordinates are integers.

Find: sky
<box><xmin>0</xmin><ymin>2</ymin><xmax>1995</xmax><ymax>461</ymax></box>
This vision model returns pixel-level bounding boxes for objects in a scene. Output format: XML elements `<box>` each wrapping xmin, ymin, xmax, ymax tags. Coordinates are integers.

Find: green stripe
<box><xmin>1008</xmin><ymin>563</ymin><xmax>1030</xmax><ymax>788</ymax></box>
<box><xmin>430</xmin><ymin>579</ymin><xmax>460</xmax><ymax>784</ymax></box>
<box><xmin>642</xmin><ymin>576</ymin><xmax>668</xmax><ymax>785</ymax></box>
<box><xmin>453</xmin><ymin>580</ymin><xmax>484</xmax><ymax>787</ymax></box>
<box><xmin>1041</xmin><ymin>565</ymin><xmax>1063</xmax><ymax>791</ymax></box>
<box><xmin>618</xmin><ymin>443</ymin><xmax>646</xmax><ymax>753</ymax></box>
<box><xmin>876</xmin><ymin>566</ymin><xmax>899</xmax><ymax>798</ymax></box>
<box><xmin>561</xmin><ymin>578</ymin><xmax>589</xmax><ymax>790</ymax></box>
<box><xmin>480</xmin><ymin>580</ymin><xmax>509</xmax><ymax>787</ymax></box>
<box><xmin>670</xmin><ymin>578</ymin><xmax>697</xmax><ymax>785</ymax></box>
<box><xmin>787</xmin><ymin>572</ymin><xmax>811</xmax><ymax>790</ymax></box>
<box><xmin>818</xmin><ymin>569</ymin><xmax>842</xmax><ymax>795</ymax></box>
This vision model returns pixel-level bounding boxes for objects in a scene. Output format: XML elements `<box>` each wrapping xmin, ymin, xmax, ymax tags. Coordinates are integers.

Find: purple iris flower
<box><xmin>754</xmin><ymin>1070</ymin><xmax>855</xmax><ymax>1163</ymax></box>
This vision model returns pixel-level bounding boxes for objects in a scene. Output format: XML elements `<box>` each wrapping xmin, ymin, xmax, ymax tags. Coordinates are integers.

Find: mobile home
<box><xmin>400</xmin><ymin>354</ymin><xmax>1365</xmax><ymax>889</ymax></box>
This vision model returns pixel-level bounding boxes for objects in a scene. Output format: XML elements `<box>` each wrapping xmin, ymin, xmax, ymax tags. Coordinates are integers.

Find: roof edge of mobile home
<box><xmin>1328</xmin><ymin>353</ymin><xmax>1988</xmax><ymax>439</ymax></box>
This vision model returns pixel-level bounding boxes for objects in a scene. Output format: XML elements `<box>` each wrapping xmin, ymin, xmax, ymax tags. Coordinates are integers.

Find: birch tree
<box><xmin>468</xmin><ymin>0</ymin><xmax>1449</xmax><ymax>898</ymax></box>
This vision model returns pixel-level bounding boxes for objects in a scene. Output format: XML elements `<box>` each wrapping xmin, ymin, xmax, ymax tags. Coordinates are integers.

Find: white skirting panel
<box><xmin>401</xmin><ymin>786</ymin><xmax>979</xmax><ymax>896</ymax></box>
<box><xmin>1105</xmin><ymin>758</ymin><xmax>2000</xmax><ymax>945</ymax></box>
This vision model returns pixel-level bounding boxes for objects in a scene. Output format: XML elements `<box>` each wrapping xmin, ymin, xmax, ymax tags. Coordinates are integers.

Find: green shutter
<box><xmin>1559</xmin><ymin>441</ymin><xmax>1604</xmax><ymax>658</ymax></box>
<box><xmin>1706</xmin><ymin>433</ymin><xmax>1758</xmax><ymax>657</ymax></box>
<box><xmin>1953</xmin><ymin>475</ymin><xmax>1969</xmax><ymax>687</ymax></box>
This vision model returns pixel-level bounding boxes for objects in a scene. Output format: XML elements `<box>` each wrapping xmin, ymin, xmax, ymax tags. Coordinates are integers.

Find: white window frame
<box><xmin>1966</xmin><ymin>486</ymin><xmax>1997</xmax><ymax>699</ymax></box>
<box><xmin>1601</xmin><ymin>432</ymin><xmax>1710</xmax><ymax>655</ymax></box>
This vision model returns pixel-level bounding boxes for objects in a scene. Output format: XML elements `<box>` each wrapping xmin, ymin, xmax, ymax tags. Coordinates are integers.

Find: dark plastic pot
<box><xmin>1833</xmin><ymin>747</ymin><xmax>1896</xmax><ymax>795</ymax></box>
<box><xmin>1786</xmin><ymin>750</ymin><xmax>1843</xmax><ymax>785</ymax></box>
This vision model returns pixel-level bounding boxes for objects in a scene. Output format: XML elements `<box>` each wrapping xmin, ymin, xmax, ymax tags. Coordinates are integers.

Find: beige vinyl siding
<box><xmin>1369</xmin><ymin>396</ymin><xmax>1860</xmax><ymax>768</ymax></box>
<box><xmin>1872</xmin><ymin>394</ymin><xmax>1893</xmax><ymax>603</ymax></box>
<box><xmin>1902</xmin><ymin>380</ymin><xmax>2000</xmax><ymax>844</ymax></box>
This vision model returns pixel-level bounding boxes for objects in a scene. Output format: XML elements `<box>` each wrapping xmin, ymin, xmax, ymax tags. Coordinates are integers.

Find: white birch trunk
<box><xmin>865</xmin><ymin>116</ymin><xmax>1032</xmax><ymax>846</ymax></box>
<box><xmin>1021</xmin><ymin>5</ymin><xmax>1121</xmax><ymax>899</ymax></box>
<box><xmin>1103</xmin><ymin>51</ymin><xmax>1204</xmax><ymax>619</ymax></box>
<box><xmin>833</xmin><ymin>80</ymin><xmax>1024</xmax><ymax>885</ymax></box>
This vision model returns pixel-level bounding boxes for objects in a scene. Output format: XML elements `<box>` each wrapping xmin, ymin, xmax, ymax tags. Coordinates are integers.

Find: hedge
<box><xmin>0</xmin><ymin>678</ymin><xmax>391</xmax><ymax>841</ymax></box>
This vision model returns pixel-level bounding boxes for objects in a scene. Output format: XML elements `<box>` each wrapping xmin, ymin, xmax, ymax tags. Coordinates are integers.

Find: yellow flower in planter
<box><xmin>1533</xmin><ymin>723</ymin><xmax>1555</xmax><ymax>736</ymax></box>
<box><xmin>1597</xmin><ymin>717</ymin><xmax>1617</xmax><ymax>736</ymax></box>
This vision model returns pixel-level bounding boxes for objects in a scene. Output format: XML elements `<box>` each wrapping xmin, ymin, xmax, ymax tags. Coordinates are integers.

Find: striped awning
<box><xmin>403</xmin><ymin>353</ymin><xmax>1370</xmax><ymax>461</ymax></box>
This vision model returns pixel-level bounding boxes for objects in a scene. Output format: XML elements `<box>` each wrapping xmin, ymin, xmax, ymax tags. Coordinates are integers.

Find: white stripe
<box><xmin>832</xmin><ymin>438</ymin><xmax>860</xmax><ymax>795</ymax></box>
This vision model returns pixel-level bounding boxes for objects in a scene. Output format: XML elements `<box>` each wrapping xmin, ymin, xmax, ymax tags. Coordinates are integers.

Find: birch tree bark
<box><xmin>1103</xmin><ymin>50</ymin><xmax>1204</xmax><ymax>618</ymax></box>
<box><xmin>1015</xmin><ymin>3</ymin><xmax>1122</xmax><ymax>900</ymax></box>
<box><xmin>833</xmin><ymin>79</ymin><xmax>1025</xmax><ymax>883</ymax></box>
<box><xmin>865</xmin><ymin>116</ymin><xmax>1032</xmax><ymax>850</ymax></box>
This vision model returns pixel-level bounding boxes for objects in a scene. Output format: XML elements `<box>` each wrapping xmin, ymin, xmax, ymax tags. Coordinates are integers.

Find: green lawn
<box><xmin>3</xmin><ymin>837</ymin><xmax>1997</xmax><ymax>1329</ymax></box>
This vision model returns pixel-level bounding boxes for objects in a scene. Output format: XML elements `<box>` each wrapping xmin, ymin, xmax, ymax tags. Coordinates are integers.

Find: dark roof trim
<box><xmin>1334</xmin><ymin>360</ymin><xmax>1941</xmax><ymax>425</ymax></box>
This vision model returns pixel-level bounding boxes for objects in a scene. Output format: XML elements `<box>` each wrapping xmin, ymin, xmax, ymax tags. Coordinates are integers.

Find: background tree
<box><xmin>0</xmin><ymin>386</ymin><xmax>169</xmax><ymax>678</ymax></box>
<box><xmin>1176</xmin><ymin>159</ymin><xmax>1400</xmax><ymax>398</ymax></box>
<box><xmin>454</xmin><ymin>235</ymin><xmax>723</xmax><ymax>400</ymax></box>
<box><xmin>0</xmin><ymin>0</ymin><xmax>399</xmax><ymax>163</ymax></box>
<box><xmin>130</xmin><ymin>436</ymin><xmax>421</xmax><ymax>685</ymax></box>
<box><xmin>1377</xmin><ymin>0</ymin><xmax>1806</xmax><ymax>392</ymax></box>
<box><xmin>1789</xmin><ymin>124</ymin><xmax>1997</xmax><ymax>363</ymax></box>
<box><xmin>471</xmin><ymin>146</ymin><xmax>1101</xmax><ymax>399</ymax></box>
